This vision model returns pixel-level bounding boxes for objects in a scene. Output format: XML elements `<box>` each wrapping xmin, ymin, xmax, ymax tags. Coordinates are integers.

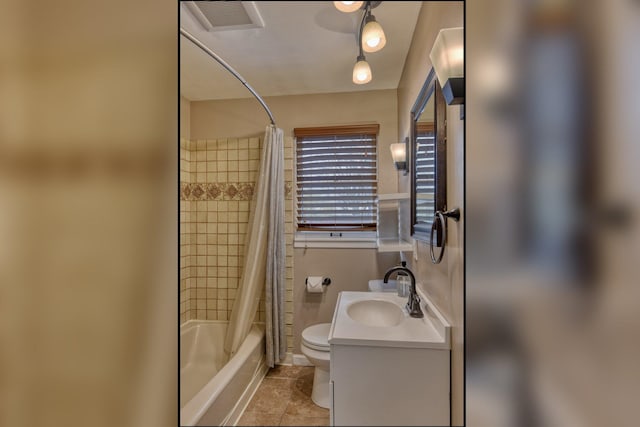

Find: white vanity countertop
<box><xmin>328</xmin><ymin>290</ymin><xmax>451</xmax><ymax>349</ymax></box>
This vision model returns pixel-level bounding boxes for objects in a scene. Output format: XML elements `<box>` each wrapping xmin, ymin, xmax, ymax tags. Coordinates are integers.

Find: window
<box><xmin>294</xmin><ymin>125</ymin><xmax>379</xmax><ymax>236</ymax></box>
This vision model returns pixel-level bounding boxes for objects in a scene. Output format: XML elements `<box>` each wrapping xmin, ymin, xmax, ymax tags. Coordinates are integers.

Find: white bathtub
<box><xmin>180</xmin><ymin>320</ymin><xmax>267</xmax><ymax>426</ymax></box>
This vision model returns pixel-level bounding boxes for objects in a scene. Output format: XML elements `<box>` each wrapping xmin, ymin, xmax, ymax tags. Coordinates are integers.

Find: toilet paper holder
<box><xmin>305</xmin><ymin>277</ymin><xmax>331</xmax><ymax>286</ymax></box>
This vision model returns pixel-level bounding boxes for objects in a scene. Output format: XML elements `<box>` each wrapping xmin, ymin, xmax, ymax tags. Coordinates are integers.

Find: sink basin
<box><xmin>346</xmin><ymin>299</ymin><xmax>404</xmax><ymax>327</ymax></box>
<box><xmin>329</xmin><ymin>292</ymin><xmax>451</xmax><ymax>349</ymax></box>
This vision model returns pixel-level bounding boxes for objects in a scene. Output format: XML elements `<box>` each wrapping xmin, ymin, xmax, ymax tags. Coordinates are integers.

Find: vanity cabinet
<box><xmin>328</xmin><ymin>291</ymin><xmax>450</xmax><ymax>426</ymax></box>
<box><xmin>330</xmin><ymin>345</ymin><xmax>449</xmax><ymax>426</ymax></box>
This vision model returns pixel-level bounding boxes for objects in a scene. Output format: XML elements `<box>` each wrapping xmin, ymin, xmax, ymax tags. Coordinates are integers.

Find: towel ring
<box><xmin>429</xmin><ymin>208</ymin><xmax>460</xmax><ymax>264</ymax></box>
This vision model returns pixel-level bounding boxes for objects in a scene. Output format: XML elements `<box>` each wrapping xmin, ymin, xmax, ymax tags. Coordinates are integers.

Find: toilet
<box><xmin>300</xmin><ymin>323</ymin><xmax>331</xmax><ymax>409</ymax></box>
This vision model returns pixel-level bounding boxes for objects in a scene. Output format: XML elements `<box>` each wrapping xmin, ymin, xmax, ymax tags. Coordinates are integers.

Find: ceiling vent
<box><xmin>184</xmin><ymin>1</ymin><xmax>264</xmax><ymax>32</ymax></box>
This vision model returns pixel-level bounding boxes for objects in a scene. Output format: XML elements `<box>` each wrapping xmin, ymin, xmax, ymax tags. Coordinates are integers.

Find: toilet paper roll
<box><xmin>306</xmin><ymin>276</ymin><xmax>325</xmax><ymax>293</ymax></box>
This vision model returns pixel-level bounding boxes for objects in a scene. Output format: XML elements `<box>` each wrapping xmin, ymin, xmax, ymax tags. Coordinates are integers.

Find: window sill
<box><xmin>294</xmin><ymin>233</ymin><xmax>377</xmax><ymax>249</ymax></box>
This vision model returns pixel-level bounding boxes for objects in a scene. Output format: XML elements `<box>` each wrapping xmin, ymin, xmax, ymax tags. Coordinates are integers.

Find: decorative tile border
<box><xmin>180</xmin><ymin>182</ymin><xmax>253</xmax><ymax>201</ymax></box>
<box><xmin>181</xmin><ymin>181</ymin><xmax>293</xmax><ymax>201</ymax></box>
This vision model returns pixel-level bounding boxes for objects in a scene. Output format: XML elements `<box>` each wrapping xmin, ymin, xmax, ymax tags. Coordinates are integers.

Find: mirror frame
<box><xmin>410</xmin><ymin>68</ymin><xmax>447</xmax><ymax>245</ymax></box>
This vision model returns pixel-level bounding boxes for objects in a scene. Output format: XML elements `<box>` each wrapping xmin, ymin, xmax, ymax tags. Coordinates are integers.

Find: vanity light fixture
<box><xmin>430</xmin><ymin>27</ymin><xmax>464</xmax><ymax>105</ymax></box>
<box><xmin>390</xmin><ymin>138</ymin><xmax>409</xmax><ymax>175</ymax></box>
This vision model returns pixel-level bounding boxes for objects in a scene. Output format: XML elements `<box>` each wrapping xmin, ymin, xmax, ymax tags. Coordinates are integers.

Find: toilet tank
<box><xmin>367</xmin><ymin>279</ymin><xmax>397</xmax><ymax>292</ymax></box>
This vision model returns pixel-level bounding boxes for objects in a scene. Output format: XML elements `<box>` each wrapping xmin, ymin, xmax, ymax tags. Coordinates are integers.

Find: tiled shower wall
<box><xmin>179</xmin><ymin>137</ymin><xmax>295</xmax><ymax>353</ymax></box>
<box><xmin>180</xmin><ymin>139</ymin><xmax>191</xmax><ymax>322</ymax></box>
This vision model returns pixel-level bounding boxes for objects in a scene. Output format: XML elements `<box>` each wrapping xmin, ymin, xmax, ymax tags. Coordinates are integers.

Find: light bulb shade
<box><xmin>352</xmin><ymin>58</ymin><xmax>372</xmax><ymax>84</ymax></box>
<box><xmin>362</xmin><ymin>17</ymin><xmax>386</xmax><ymax>53</ymax></box>
<box><xmin>334</xmin><ymin>1</ymin><xmax>364</xmax><ymax>13</ymax></box>
<box><xmin>430</xmin><ymin>27</ymin><xmax>464</xmax><ymax>104</ymax></box>
<box><xmin>390</xmin><ymin>142</ymin><xmax>406</xmax><ymax>168</ymax></box>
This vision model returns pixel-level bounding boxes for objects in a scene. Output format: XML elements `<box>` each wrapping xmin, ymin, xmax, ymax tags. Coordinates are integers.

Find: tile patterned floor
<box><xmin>237</xmin><ymin>365</ymin><xmax>330</xmax><ymax>426</ymax></box>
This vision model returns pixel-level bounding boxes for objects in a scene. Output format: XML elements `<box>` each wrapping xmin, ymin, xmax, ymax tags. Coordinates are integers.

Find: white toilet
<box><xmin>300</xmin><ymin>323</ymin><xmax>332</xmax><ymax>409</ymax></box>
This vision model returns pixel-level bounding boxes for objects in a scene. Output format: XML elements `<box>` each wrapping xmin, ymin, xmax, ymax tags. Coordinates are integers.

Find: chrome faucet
<box><xmin>383</xmin><ymin>262</ymin><xmax>424</xmax><ymax>318</ymax></box>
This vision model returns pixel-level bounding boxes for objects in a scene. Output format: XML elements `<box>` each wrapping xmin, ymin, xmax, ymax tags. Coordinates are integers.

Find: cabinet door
<box><xmin>331</xmin><ymin>345</ymin><xmax>450</xmax><ymax>426</ymax></box>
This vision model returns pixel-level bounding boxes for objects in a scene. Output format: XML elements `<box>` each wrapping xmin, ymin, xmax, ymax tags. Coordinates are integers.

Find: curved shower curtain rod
<box><xmin>180</xmin><ymin>27</ymin><xmax>276</xmax><ymax>126</ymax></box>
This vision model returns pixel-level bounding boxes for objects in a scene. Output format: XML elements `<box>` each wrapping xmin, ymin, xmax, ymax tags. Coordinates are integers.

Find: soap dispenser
<box><xmin>396</xmin><ymin>261</ymin><xmax>409</xmax><ymax>297</ymax></box>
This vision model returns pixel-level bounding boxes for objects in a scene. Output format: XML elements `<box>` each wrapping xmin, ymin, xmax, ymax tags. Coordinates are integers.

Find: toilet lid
<box><xmin>302</xmin><ymin>323</ymin><xmax>331</xmax><ymax>351</ymax></box>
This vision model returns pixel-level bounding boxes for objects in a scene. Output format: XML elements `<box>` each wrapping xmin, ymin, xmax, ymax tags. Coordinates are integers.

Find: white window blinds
<box><xmin>294</xmin><ymin>125</ymin><xmax>379</xmax><ymax>232</ymax></box>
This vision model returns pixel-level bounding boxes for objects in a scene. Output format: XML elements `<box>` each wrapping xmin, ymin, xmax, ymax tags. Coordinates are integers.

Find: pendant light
<box><xmin>352</xmin><ymin>5</ymin><xmax>372</xmax><ymax>84</ymax></box>
<box><xmin>333</xmin><ymin>1</ymin><xmax>364</xmax><ymax>13</ymax></box>
<box><xmin>341</xmin><ymin>1</ymin><xmax>386</xmax><ymax>85</ymax></box>
<box><xmin>361</xmin><ymin>12</ymin><xmax>386</xmax><ymax>52</ymax></box>
<box><xmin>353</xmin><ymin>54</ymin><xmax>372</xmax><ymax>84</ymax></box>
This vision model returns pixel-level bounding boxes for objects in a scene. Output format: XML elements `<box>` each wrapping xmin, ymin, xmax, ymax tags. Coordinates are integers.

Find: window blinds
<box><xmin>294</xmin><ymin>125</ymin><xmax>379</xmax><ymax>231</ymax></box>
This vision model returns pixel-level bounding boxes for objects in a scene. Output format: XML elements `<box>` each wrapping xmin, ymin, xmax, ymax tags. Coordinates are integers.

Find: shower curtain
<box><xmin>224</xmin><ymin>125</ymin><xmax>286</xmax><ymax>367</ymax></box>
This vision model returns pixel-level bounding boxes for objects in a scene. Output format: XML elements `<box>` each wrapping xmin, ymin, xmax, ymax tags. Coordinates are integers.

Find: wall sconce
<box><xmin>390</xmin><ymin>138</ymin><xmax>409</xmax><ymax>175</ymax></box>
<box><xmin>430</xmin><ymin>27</ymin><xmax>464</xmax><ymax>105</ymax></box>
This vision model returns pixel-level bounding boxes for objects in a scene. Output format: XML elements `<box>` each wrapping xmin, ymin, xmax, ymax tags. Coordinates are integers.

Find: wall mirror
<box><xmin>410</xmin><ymin>68</ymin><xmax>447</xmax><ymax>245</ymax></box>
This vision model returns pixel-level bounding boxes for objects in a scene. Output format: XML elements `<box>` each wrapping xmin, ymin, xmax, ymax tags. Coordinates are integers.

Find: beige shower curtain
<box><xmin>224</xmin><ymin>125</ymin><xmax>286</xmax><ymax>367</ymax></box>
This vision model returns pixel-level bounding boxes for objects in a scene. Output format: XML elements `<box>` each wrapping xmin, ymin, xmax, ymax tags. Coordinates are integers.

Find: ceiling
<box><xmin>180</xmin><ymin>1</ymin><xmax>422</xmax><ymax>101</ymax></box>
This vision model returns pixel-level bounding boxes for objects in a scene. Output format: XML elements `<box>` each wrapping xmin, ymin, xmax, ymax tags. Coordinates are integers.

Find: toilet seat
<box><xmin>301</xmin><ymin>323</ymin><xmax>331</xmax><ymax>352</ymax></box>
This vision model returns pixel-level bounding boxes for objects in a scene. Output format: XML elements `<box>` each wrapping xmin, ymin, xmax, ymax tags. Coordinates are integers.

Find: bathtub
<box><xmin>180</xmin><ymin>320</ymin><xmax>267</xmax><ymax>426</ymax></box>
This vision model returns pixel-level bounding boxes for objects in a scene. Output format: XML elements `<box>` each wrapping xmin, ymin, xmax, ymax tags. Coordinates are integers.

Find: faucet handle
<box><xmin>406</xmin><ymin>293</ymin><xmax>424</xmax><ymax>318</ymax></box>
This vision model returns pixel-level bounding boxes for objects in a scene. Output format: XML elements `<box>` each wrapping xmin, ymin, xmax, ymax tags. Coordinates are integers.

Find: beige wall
<box><xmin>293</xmin><ymin>249</ymin><xmax>398</xmax><ymax>352</ymax></box>
<box><xmin>180</xmin><ymin>95</ymin><xmax>190</xmax><ymax>140</ymax></box>
<box><xmin>190</xmin><ymin>89</ymin><xmax>399</xmax><ymax>195</ymax></box>
<box><xmin>396</xmin><ymin>2</ymin><xmax>464</xmax><ymax>425</ymax></box>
